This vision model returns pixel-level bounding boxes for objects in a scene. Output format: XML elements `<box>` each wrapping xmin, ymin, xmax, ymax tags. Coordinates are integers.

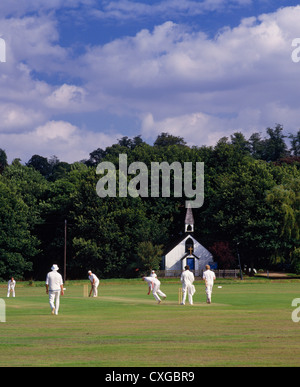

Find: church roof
<box><xmin>180</xmin><ymin>252</ymin><xmax>200</xmax><ymax>261</ymax></box>
<box><xmin>163</xmin><ymin>233</ymin><xmax>200</xmax><ymax>255</ymax></box>
<box><xmin>185</xmin><ymin>206</ymin><xmax>194</xmax><ymax>225</ymax></box>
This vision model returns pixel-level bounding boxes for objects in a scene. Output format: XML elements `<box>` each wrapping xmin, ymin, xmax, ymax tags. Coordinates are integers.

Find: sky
<box><xmin>1</xmin><ymin>0</ymin><xmax>300</xmax><ymax>163</ymax></box>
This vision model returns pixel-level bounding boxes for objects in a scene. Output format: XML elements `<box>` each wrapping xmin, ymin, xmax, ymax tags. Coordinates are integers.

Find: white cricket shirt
<box><xmin>46</xmin><ymin>271</ymin><xmax>63</xmax><ymax>291</ymax></box>
<box><xmin>203</xmin><ymin>270</ymin><xmax>216</xmax><ymax>285</ymax></box>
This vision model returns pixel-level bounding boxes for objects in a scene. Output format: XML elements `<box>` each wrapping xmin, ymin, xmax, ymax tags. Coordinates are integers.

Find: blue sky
<box><xmin>1</xmin><ymin>0</ymin><xmax>300</xmax><ymax>162</ymax></box>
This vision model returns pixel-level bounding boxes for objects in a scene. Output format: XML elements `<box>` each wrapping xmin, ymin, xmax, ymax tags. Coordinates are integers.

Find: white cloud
<box><xmin>77</xmin><ymin>5</ymin><xmax>300</xmax><ymax>143</ymax></box>
<box><xmin>0</xmin><ymin>15</ymin><xmax>69</xmax><ymax>74</ymax></box>
<box><xmin>1</xmin><ymin>5</ymin><xmax>300</xmax><ymax>162</ymax></box>
<box><xmin>0</xmin><ymin>104</ymin><xmax>45</xmax><ymax>131</ymax></box>
<box><xmin>141</xmin><ymin>112</ymin><xmax>226</xmax><ymax>146</ymax></box>
<box><xmin>0</xmin><ymin>0</ymin><xmax>95</xmax><ymax>18</ymax></box>
<box><xmin>0</xmin><ymin>121</ymin><xmax>122</xmax><ymax>163</ymax></box>
<box><xmin>92</xmin><ymin>0</ymin><xmax>252</xmax><ymax>20</ymax></box>
<box><xmin>0</xmin><ymin>15</ymin><xmax>88</xmax><ymax>132</ymax></box>
<box><xmin>46</xmin><ymin>84</ymin><xmax>88</xmax><ymax>111</ymax></box>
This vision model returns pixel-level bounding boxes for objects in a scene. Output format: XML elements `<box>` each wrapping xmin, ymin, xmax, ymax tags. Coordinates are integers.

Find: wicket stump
<box><xmin>0</xmin><ymin>299</ymin><xmax>5</xmax><ymax>323</ymax></box>
<box><xmin>178</xmin><ymin>287</ymin><xmax>183</xmax><ymax>304</ymax></box>
<box><xmin>83</xmin><ymin>284</ymin><xmax>88</xmax><ymax>297</ymax></box>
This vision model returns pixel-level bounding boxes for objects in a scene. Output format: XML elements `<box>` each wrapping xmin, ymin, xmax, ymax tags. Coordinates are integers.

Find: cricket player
<box><xmin>7</xmin><ymin>277</ymin><xmax>16</xmax><ymax>298</ymax></box>
<box><xmin>88</xmin><ymin>270</ymin><xmax>100</xmax><ymax>297</ymax></box>
<box><xmin>180</xmin><ymin>265</ymin><xmax>195</xmax><ymax>305</ymax></box>
<box><xmin>150</xmin><ymin>270</ymin><xmax>157</xmax><ymax>278</ymax></box>
<box><xmin>203</xmin><ymin>264</ymin><xmax>216</xmax><ymax>304</ymax></box>
<box><xmin>45</xmin><ymin>264</ymin><xmax>64</xmax><ymax>315</ymax></box>
<box><xmin>143</xmin><ymin>276</ymin><xmax>166</xmax><ymax>304</ymax></box>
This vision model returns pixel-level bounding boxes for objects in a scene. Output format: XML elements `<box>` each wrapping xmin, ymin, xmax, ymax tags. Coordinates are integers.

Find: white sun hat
<box><xmin>51</xmin><ymin>264</ymin><xmax>59</xmax><ymax>271</ymax></box>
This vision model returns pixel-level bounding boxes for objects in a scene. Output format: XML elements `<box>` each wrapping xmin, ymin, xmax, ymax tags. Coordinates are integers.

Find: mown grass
<box><xmin>0</xmin><ymin>279</ymin><xmax>300</xmax><ymax>367</ymax></box>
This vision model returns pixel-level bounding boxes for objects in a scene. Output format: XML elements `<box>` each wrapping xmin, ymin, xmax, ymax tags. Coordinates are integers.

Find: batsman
<box><xmin>88</xmin><ymin>270</ymin><xmax>100</xmax><ymax>297</ymax></box>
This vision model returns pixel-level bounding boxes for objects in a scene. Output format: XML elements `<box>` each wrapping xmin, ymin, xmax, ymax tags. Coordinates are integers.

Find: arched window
<box><xmin>185</xmin><ymin>237</ymin><xmax>194</xmax><ymax>255</ymax></box>
<box><xmin>186</xmin><ymin>224</ymin><xmax>193</xmax><ymax>232</ymax></box>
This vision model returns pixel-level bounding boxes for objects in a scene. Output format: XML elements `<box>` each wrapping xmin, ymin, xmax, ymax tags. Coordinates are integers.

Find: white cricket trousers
<box><xmin>49</xmin><ymin>290</ymin><xmax>61</xmax><ymax>315</ymax></box>
<box><xmin>7</xmin><ymin>287</ymin><xmax>15</xmax><ymax>297</ymax></box>
<box><xmin>92</xmin><ymin>280</ymin><xmax>99</xmax><ymax>297</ymax></box>
<box><xmin>205</xmin><ymin>284</ymin><xmax>213</xmax><ymax>302</ymax></box>
<box><xmin>152</xmin><ymin>282</ymin><xmax>166</xmax><ymax>302</ymax></box>
<box><xmin>182</xmin><ymin>285</ymin><xmax>194</xmax><ymax>305</ymax></box>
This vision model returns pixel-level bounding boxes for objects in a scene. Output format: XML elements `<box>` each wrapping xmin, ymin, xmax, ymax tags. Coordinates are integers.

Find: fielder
<box><xmin>88</xmin><ymin>270</ymin><xmax>100</xmax><ymax>297</ymax></box>
<box><xmin>180</xmin><ymin>265</ymin><xmax>195</xmax><ymax>305</ymax></box>
<box><xmin>203</xmin><ymin>264</ymin><xmax>216</xmax><ymax>304</ymax></box>
<box><xmin>7</xmin><ymin>277</ymin><xmax>16</xmax><ymax>298</ymax></box>
<box><xmin>45</xmin><ymin>264</ymin><xmax>64</xmax><ymax>315</ymax></box>
<box><xmin>150</xmin><ymin>270</ymin><xmax>157</xmax><ymax>278</ymax></box>
<box><xmin>143</xmin><ymin>276</ymin><xmax>166</xmax><ymax>304</ymax></box>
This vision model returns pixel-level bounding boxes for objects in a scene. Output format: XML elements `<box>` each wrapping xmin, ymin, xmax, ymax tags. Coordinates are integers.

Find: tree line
<box><xmin>0</xmin><ymin>124</ymin><xmax>299</xmax><ymax>280</ymax></box>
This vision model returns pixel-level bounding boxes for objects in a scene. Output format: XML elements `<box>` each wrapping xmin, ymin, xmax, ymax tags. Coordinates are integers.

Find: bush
<box><xmin>291</xmin><ymin>248</ymin><xmax>300</xmax><ymax>274</ymax></box>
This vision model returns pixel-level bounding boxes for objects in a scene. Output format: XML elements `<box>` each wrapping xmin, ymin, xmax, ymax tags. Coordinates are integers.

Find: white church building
<box><xmin>163</xmin><ymin>206</ymin><xmax>214</xmax><ymax>277</ymax></box>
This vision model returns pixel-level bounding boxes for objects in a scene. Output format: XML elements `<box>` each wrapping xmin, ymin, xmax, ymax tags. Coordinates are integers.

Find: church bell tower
<box><xmin>184</xmin><ymin>205</ymin><xmax>194</xmax><ymax>233</ymax></box>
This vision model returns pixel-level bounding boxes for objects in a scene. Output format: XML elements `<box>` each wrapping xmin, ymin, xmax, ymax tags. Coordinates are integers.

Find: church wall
<box><xmin>165</xmin><ymin>242</ymin><xmax>185</xmax><ymax>272</ymax></box>
<box><xmin>164</xmin><ymin>235</ymin><xmax>213</xmax><ymax>276</ymax></box>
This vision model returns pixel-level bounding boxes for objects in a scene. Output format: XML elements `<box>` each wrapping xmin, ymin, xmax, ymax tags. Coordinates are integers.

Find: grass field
<box><xmin>0</xmin><ymin>278</ymin><xmax>300</xmax><ymax>367</ymax></box>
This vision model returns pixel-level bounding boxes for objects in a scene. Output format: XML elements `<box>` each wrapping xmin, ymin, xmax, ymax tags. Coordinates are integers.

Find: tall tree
<box><xmin>203</xmin><ymin>159</ymin><xmax>283</xmax><ymax>270</ymax></box>
<box><xmin>266</xmin><ymin>176</ymin><xmax>300</xmax><ymax>256</ymax></box>
<box><xmin>137</xmin><ymin>241</ymin><xmax>164</xmax><ymax>273</ymax></box>
<box><xmin>248</xmin><ymin>132</ymin><xmax>265</xmax><ymax>160</ymax></box>
<box><xmin>26</xmin><ymin>154</ymin><xmax>52</xmax><ymax>178</ymax></box>
<box><xmin>230</xmin><ymin>132</ymin><xmax>251</xmax><ymax>155</ymax></box>
<box><xmin>0</xmin><ymin>148</ymin><xmax>8</xmax><ymax>174</ymax></box>
<box><xmin>289</xmin><ymin>130</ymin><xmax>300</xmax><ymax>156</ymax></box>
<box><xmin>263</xmin><ymin>125</ymin><xmax>288</xmax><ymax>161</ymax></box>
<box><xmin>154</xmin><ymin>132</ymin><xmax>186</xmax><ymax>147</ymax></box>
<box><xmin>0</xmin><ymin>180</ymin><xmax>40</xmax><ymax>279</ymax></box>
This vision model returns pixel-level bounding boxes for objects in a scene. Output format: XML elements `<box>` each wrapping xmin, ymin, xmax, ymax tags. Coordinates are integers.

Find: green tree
<box><xmin>248</xmin><ymin>127</ymin><xmax>289</xmax><ymax>161</ymax></box>
<box><xmin>0</xmin><ymin>180</ymin><xmax>40</xmax><ymax>279</ymax></box>
<box><xmin>230</xmin><ymin>132</ymin><xmax>251</xmax><ymax>155</ymax></box>
<box><xmin>3</xmin><ymin>159</ymin><xmax>49</xmax><ymax>228</ymax></box>
<box><xmin>289</xmin><ymin>130</ymin><xmax>300</xmax><ymax>156</ymax></box>
<box><xmin>248</xmin><ymin>132</ymin><xmax>265</xmax><ymax>159</ymax></box>
<box><xmin>266</xmin><ymin>175</ymin><xmax>300</xmax><ymax>266</ymax></box>
<box><xmin>263</xmin><ymin>125</ymin><xmax>288</xmax><ymax>161</ymax></box>
<box><xmin>85</xmin><ymin>148</ymin><xmax>107</xmax><ymax>167</ymax></box>
<box><xmin>137</xmin><ymin>241</ymin><xmax>164</xmax><ymax>273</ymax></box>
<box><xmin>0</xmin><ymin>148</ymin><xmax>8</xmax><ymax>174</ymax></box>
<box><xmin>203</xmin><ymin>159</ymin><xmax>282</xmax><ymax>270</ymax></box>
<box><xmin>291</xmin><ymin>248</ymin><xmax>300</xmax><ymax>274</ymax></box>
<box><xmin>26</xmin><ymin>154</ymin><xmax>52</xmax><ymax>178</ymax></box>
<box><xmin>266</xmin><ymin>178</ymin><xmax>300</xmax><ymax>241</ymax></box>
<box><xmin>154</xmin><ymin>132</ymin><xmax>186</xmax><ymax>147</ymax></box>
